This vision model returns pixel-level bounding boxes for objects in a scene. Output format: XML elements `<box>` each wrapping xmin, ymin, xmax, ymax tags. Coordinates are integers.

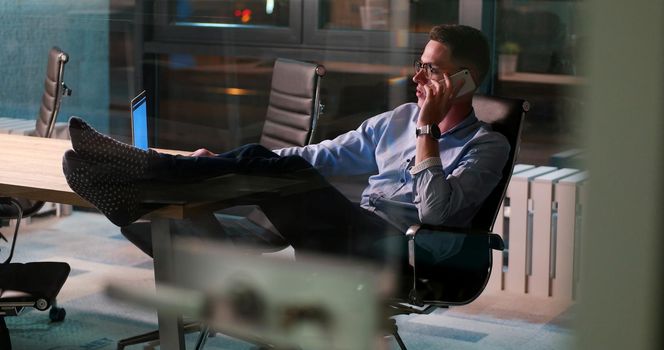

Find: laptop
<box><xmin>130</xmin><ymin>90</ymin><xmax>149</xmax><ymax>150</ymax></box>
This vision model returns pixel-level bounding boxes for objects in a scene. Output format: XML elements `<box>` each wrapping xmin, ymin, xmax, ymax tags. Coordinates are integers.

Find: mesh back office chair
<box><xmin>384</xmin><ymin>95</ymin><xmax>529</xmax><ymax>349</ymax></box>
<box><xmin>0</xmin><ymin>200</ymin><xmax>71</xmax><ymax>350</ymax></box>
<box><xmin>0</xmin><ymin>46</ymin><xmax>72</xmax><ymax>350</ymax></box>
<box><xmin>117</xmin><ymin>58</ymin><xmax>325</xmax><ymax>350</ymax></box>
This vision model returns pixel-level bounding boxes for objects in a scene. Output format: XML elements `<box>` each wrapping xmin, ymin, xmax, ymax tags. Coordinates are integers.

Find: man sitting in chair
<box><xmin>62</xmin><ymin>24</ymin><xmax>509</xmax><ymax>262</ymax></box>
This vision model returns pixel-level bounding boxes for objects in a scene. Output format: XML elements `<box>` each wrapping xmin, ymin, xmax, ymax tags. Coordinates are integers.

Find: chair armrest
<box><xmin>407</xmin><ymin>224</ymin><xmax>505</xmax><ymax>251</ymax></box>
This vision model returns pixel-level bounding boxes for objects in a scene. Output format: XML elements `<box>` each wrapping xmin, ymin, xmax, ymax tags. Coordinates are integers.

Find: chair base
<box><xmin>49</xmin><ymin>305</ymin><xmax>66</xmax><ymax>322</ymax></box>
<box><xmin>386</xmin><ymin>318</ymin><xmax>408</xmax><ymax>350</ymax></box>
<box><xmin>392</xmin><ymin>331</ymin><xmax>407</xmax><ymax>350</ymax></box>
<box><xmin>0</xmin><ymin>303</ymin><xmax>66</xmax><ymax>350</ymax></box>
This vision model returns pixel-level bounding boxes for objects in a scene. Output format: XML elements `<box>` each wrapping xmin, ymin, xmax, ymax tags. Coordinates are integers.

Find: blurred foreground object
<box><xmin>108</xmin><ymin>238</ymin><xmax>393</xmax><ymax>350</ymax></box>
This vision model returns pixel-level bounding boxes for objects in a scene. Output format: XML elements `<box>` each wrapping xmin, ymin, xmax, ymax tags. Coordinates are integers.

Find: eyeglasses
<box><xmin>413</xmin><ymin>59</ymin><xmax>440</xmax><ymax>79</ymax></box>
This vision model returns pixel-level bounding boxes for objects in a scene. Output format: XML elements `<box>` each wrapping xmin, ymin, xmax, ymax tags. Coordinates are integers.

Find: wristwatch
<box><xmin>415</xmin><ymin>124</ymin><xmax>441</xmax><ymax>139</ymax></box>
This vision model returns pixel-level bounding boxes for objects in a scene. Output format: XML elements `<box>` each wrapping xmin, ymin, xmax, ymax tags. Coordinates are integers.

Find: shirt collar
<box><xmin>440</xmin><ymin>109</ymin><xmax>478</xmax><ymax>137</ymax></box>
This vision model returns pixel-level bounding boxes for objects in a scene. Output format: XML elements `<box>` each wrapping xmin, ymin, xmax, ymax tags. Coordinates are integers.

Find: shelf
<box><xmin>498</xmin><ymin>72</ymin><xmax>585</xmax><ymax>86</ymax></box>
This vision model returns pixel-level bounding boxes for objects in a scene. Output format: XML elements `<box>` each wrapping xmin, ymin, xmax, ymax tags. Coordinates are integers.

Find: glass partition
<box><xmin>496</xmin><ymin>0</ymin><xmax>584</xmax><ymax>75</ymax></box>
<box><xmin>133</xmin><ymin>0</ymin><xmax>588</xmax><ymax>164</ymax></box>
<box><xmin>0</xmin><ymin>1</ymin><xmax>583</xmax><ymax>348</ymax></box>
<box><xmin>153</xmin><ymin>54</ymin><xmax>273</xmax><ymax>151</ymax></box>
<box><xmin>150</xmin><ymin>53</ymin><xmax>414</xmax><ymax>151</ymax></box>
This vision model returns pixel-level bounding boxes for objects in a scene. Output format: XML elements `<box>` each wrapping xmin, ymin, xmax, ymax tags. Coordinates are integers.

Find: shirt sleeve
<box><xmin>410</xmin><ymin>132</ymin><xmax>510</xmax><ymax>226</ymax></box>
<box><xmin>409</xmin><ymin>157</ymin><xmax>442</xmax><ymax>175</ymax></box>
<box><xmin>273</xmin><ymin>112</ymin><xmax>390</xmax><ymax>177</ymax></box>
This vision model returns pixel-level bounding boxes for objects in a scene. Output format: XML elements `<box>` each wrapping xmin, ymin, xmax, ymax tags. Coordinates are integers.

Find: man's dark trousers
<box><xmin>122</xmin><ymin>144</ymin><xmax>404</xmax><ymax>262</ymax></box>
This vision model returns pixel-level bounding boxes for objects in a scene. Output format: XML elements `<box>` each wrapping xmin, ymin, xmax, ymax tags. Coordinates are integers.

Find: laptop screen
<box><xmin>130</xmin><ymin>91</ymin><xmax>148</xmax><ymax>150</ymax></box>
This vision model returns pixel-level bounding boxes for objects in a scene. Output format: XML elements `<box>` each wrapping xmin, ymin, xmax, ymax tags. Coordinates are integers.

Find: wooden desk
<box><xmin>0</xmin><ymin>133</ymin><xmax>187</xmax><ymax>213</ymax></box>
<box><xmin>0</xmin><ymin>133</ymin><xmax>300</xmax><ymax>350</ymax></box>
<box><xmin>0</xmin><ymin>134</ymin><xmax>184</xmax><ymax>349</ymax></box>
<box><xmin>0</xmin><ymin>133</ymin><xmax>91</xmax><ymax>206</ymax></box>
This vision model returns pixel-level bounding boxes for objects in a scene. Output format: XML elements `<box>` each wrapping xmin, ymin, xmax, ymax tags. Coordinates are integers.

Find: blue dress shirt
<box><xmin>274</xmin><ymin>103</ymin><xmax>509</xmax><ymax>231</ymax></box>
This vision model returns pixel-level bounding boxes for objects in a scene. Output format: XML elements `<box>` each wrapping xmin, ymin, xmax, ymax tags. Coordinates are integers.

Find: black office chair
<box><xmin>383</xmin><ymin>95</ymin><xmax>529</xmax><ymax>349</ymax></box>
<box><xmin>116</xmin><ymin>58</ymin><xmax>326</xmax><ymax>350</ymax></box>
<box><xmin>2</xmin><ymin>46</ymin><xmax>72</xmax><ymax>235</ymax></box>
<box><xmin>0</xmin><ymin>46</ymin><xmax>71</xmax><ymax>241</ymax></box>
<box><xmin>0</xmin><ymin>199</ymin><xmax>71</xmax><ymax>350</ymax></box>
<box><xmin>30</xmin><ymin>46</ymin><xmax>72</xmax><ymax>139</ymax></box>
<box><xmin>215</xmin><ymin>58</ymin><xmax>326</xmax><ymax>250</ymax></box>
<box><xmin>0</xmin><ymin>46</ymin><xmax>72</xmax><ymax>350</ymax></box>
<box><xmin>119</xmin><ymin>93</ymin><xmax>525</xmax><ymax>350</ymax></box>
<box><xmin>185</xmin><ymin>94</ymin><xmax>528</xmax><ymax>350</ymax></box>
<box><xmin>258</xmin><ymin>58</ymin><xmax>326</xmax><ymax>148</ymax></box>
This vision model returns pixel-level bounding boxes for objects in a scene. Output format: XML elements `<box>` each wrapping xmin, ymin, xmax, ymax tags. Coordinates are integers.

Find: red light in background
<box><xmin>234</xmin><ymin>8</ymin><xmax>252</xmax><ymax>23</ymax></box>
<box><xmin>241</xmin><ymin>9</ymin><xmax>252</xmax><ymax>23</ymax></box>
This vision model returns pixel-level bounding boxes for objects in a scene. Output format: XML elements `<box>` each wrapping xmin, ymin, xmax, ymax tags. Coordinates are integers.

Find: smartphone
<box><xmin>449</xmin><ymin>69</ymin><xmax>476</xmax><ymax>97</ymax></box>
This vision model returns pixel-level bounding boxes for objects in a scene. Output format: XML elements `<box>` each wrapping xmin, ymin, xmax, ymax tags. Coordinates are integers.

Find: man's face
<box><xmin>412</xmin><ymin>40</ymin><xmax>460</xmax><ymax>109</ymax></box>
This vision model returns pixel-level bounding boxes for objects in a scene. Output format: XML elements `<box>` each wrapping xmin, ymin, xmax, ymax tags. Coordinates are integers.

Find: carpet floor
<box><xmin>2</xmin><ymin>211</ymin><xmax>575</xmax><ymax>350</ymax></box>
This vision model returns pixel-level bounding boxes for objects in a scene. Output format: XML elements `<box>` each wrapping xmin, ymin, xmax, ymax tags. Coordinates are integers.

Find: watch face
<box><xmin>431</xmin><ymin>124</ymin><xmax>441</xmax><ymax>138</ymax></box>
<box><xmin>416</xmin><ymin>125</ymin><xmax>441</xmax><ymax>139</ymax></box>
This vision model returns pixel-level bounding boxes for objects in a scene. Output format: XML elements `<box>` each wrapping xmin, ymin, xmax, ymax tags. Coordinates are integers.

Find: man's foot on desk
<box><xmin>62</xmin><ymin>149</ymin><xmax>158</xmax><ymax>227</ymax></box>
<box><xmin>68</xmin><ymin>116</ymin><xmax>158</xmax><ymax>180</ymax></box>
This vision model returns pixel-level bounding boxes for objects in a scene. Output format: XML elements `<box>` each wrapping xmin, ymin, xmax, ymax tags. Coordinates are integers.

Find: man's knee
<box><xmin>237</xmin><ymin>143</ymin><xmax>276</xmax><ymax>158</ymax></box>
<box><xmin>279</xmin><ymin>155</ymin><xmax>316</xmax><ymax>172</ymax></box>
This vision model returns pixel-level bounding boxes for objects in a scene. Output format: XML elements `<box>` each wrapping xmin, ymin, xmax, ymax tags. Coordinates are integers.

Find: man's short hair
<box><xmin>429</xmin><ymin>24</ymin><xmax>491</xmax><ymax>84</ymax></box>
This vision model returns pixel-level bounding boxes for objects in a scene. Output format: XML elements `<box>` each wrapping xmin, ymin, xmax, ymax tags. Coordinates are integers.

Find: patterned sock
<box><xmin>68</xmin><ymin>116</ymin><xmax>157</xmax><ymax>180</ymax></box>
<box><xmin>62</xmin><ymin>149</ymin><xmax>160</xmax><ymax>227</ymax></box>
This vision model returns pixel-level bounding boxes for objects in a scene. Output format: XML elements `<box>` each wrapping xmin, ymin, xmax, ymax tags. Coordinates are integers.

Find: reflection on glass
<box><xmin>319</xmin><ymin>0</ymin><xmax>458</xmax><ymax>32</ymax></box>
<box><xmin>494</xmin><ymin>0</ymin><xmax>586</xmax><ymax>166</ymax></box>
<box><xmin>497</xmin><ymin>0</ymin><xmax>585</xmax><ymax>75</ymax></box>
<box><xmin>174</xmin><ymin>0</ymin><xmax>290</xmax><ymax>28</ymax></box>
<box><xmin>156</xmin><ymin>55</ymin><xmax>274</xmax><ymax>151</ymax></box>
<box><xmin>153</xmin><ymin>54</ymin><xmax>414</xmax><ymax>152</ymax></box>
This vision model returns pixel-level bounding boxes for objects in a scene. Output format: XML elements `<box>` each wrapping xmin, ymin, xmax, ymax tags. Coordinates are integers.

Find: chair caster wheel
<box><xmin>49</xmin><ymin>306</ymin><xmax>66</xmax><ymax>322</ymax></box>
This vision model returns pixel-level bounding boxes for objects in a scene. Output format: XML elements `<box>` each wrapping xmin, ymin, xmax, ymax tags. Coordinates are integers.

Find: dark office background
<box><xmin>0</xmin><ymin>0</ymin><xmax>586</xmax><ymax>165</ymax></box>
